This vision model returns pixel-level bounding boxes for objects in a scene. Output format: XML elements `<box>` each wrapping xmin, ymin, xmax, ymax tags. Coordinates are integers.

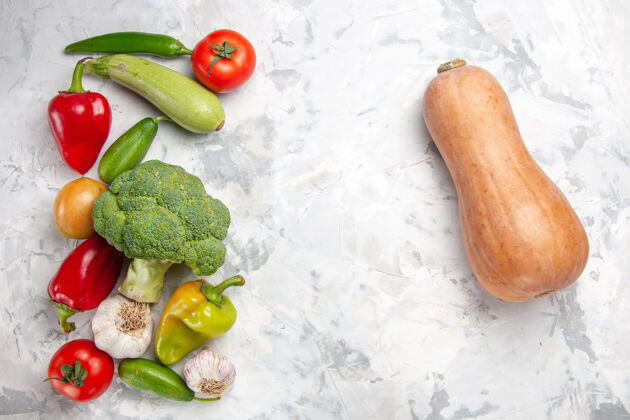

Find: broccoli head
<box><xmin>92</xmin><ymin>160</ymin><xmax>230</xmax><ymax>302</ymax></box>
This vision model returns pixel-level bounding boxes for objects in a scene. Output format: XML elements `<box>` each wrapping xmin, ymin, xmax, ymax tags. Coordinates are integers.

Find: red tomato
<box><xmin>47</xmin><ymin>339</ymin><xmax>114</xmax><ymax>402</ymax></box>
<box><xmin>191</xmin><ymin>29</ymin><xmax>256</xmax><ymax>93</ymax></box>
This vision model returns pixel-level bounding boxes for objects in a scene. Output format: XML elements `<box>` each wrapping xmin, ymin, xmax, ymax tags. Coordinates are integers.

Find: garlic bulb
<box><xmin>92</xmin><ymin>294</ymin><xmax>153</xmax><ymax>359</ymax></box>
<box><xmin>183</xmin><ymin>347</ymin><xmax>235</xmax><ymax>398</ymax></box>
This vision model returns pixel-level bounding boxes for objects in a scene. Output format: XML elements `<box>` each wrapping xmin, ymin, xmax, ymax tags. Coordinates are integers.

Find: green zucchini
<box><xmin>118</xmin><ymin>358</ymin><xmax>218</xmax><ymax>402</ymax></box>
<box><xmin>83</xmin><ymin>54</ymin><xmax>225</xmax><ymax>133</ymax></box>
<box><xmin>98</xmin><ymin>116</ymin><xmax>167</xmax><ymax>184</ymax></box>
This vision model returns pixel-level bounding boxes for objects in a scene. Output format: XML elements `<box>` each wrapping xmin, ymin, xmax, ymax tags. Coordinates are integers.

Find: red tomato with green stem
<box><xmin>46</xmin><ymin>339</ymin><xmax>114</xmax><ymax>402</ymax></box>
<box><xmin>191</xmin><ymin>29</ymin><xmax>256</xmax><ymax>93</ymax></box>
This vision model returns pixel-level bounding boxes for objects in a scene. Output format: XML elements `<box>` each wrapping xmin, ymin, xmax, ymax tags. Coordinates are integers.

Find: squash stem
<box><xmin>437</xmin><ymin>59</ymin><xmax>467</xmax><ymax>74</ymax></box>
<box><xmin>83</xmin><ymin>56</ymin><xmax>113</xmax><ymax>79</ymax></box>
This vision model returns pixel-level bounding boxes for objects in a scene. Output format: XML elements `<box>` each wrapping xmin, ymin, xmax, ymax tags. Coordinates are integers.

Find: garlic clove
<box><xmin>92</xmin><ymin>294</ymin><xmax>153</xmax><ymax>359</ymax></box>
<box><xmin>183</xmin><ymin>347</ymin><xmax>235</xmax><ymax>398</ymax></box>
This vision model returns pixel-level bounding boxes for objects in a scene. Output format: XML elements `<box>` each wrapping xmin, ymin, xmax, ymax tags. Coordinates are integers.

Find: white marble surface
<box><xmin>1</xmin><ymin>0</ymin><xmax>629</xmax><ymax>418</ymax></box>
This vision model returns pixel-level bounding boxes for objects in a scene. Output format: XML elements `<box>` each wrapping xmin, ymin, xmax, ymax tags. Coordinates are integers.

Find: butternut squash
<box><xmin>422</xmin><ymin>59</ymin><xmax>589</xmax><ymax>302</ymax></box>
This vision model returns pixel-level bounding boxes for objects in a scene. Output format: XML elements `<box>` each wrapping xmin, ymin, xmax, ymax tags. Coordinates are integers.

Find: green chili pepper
<box><xmin>118</xmin><ymin>358</ymin><xmax>218</xmax><ymax>402</ymax></box>
<box><xmin>98</xmin><ymin>116</ymin><xmax>169</xmax><ymax>184</ymax></box>
<box><xmin>64</xmin><ymin>32</ymin><xmax>192</xmax><ymax>57</ymax></box>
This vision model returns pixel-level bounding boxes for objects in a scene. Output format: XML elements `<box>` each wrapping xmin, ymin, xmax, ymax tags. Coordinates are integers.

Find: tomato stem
<box><xmin>44</xmin><ymin>361</ymin><xmax>88</xmax><ymax>387</ymax></box>
<box><xmin>207</xmin><ymin>41</ymin><xmax>237</xmax><ymax>75</ymax></box>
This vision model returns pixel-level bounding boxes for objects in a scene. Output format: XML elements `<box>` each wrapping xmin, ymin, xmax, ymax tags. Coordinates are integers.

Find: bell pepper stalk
<box><xmin>48</xmin><ymin>58</ymin><xmax>112</xmax><ymax>174</ymax></box>
<box><xmin>154</xmin><ymin>276</ymin><xmax>245</xmax><ymax>365</ymax></box>
<box><xmin>48</xmin><ymin>235</ymin><xmax>124</xmax><ymax>333</ymax></box>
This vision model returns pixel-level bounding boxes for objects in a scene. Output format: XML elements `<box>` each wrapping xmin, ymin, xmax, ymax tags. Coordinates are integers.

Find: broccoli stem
<box><xmin>119</xmin><ymin>258</ymin><xmax>175</xmax><ymax>303</ymax></box>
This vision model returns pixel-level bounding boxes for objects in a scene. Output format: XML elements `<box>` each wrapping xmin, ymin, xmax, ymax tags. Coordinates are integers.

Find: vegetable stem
<box><xmin>437</xmin><ymin>58</ymin><xmax>467</xmax><ymax>74</ymax></box>
<box><xmin>66</xmin><ymin>57</ymin><xmax>93</xmax><ymax>93</ymax></box>
<box><xmin>201</xmin><ymin>275</ymin><xmax>245</xmax><ymax>307</ymax></box>
<box><xmin>54</xmin><ymin>302</ymin><xmax>79</xmax><ymax>333</ymax></box>
<box><xmin>83</xmin><ymin>56</ymin><xmax>112</xmax><ymax>79</ymax></box>
<box><xmin>179</xmin><ymin>46</ymin><xmax>193</xmax><ymax>55</ymax></box>
<box><xmin>119</xmin><ymin>259</ymin><xmax>175</xmax><ymax>303</ymax></box>
<box><xmin>207</xmin><ymin>41</ymin><xmax>236</xmax><ymax>74</ymax></box>
<box><xmin>45</xmin><ymin>361</ymin><xmax>88</xmax><ymax>387</ymax></box>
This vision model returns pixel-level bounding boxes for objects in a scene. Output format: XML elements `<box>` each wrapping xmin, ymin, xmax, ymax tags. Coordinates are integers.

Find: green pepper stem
<box><xmin>192</xmin><ymin>396</ymin><xmax>221</xmax><ymax>402</ymax></box>
<box><xmin>154</xmin><ymin>115</ymin><xmax>172</xmax><ymax>123</ymax></box>
<box><xmin>170</xmin><ymin>38</ymin><xmax>192</xmax><ymax>56</ymax></box>
<box><xmin>201</xmin><ymin>275</ymin><xmax>245</xmax><ymax>307</ymax></box>
<box><xmin>178</xmin><ymin>46</ymin><xmax>193</xmax><ymax>55</ymax></box>
<box><xmin>66</xmin><ymin>57</ymin><xmax>93</xmax><ymax>93</ymax></box>
<box><xmin>54</xmin><ymin>302</ymin><xmax>80</xmax><ymax>333</ymax></box>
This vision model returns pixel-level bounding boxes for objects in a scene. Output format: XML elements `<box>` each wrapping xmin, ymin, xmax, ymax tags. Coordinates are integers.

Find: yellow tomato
<box><xmin>54</xmin><ymin>177</ymin><xmax>107</xmax><ymax>239</ymax></box>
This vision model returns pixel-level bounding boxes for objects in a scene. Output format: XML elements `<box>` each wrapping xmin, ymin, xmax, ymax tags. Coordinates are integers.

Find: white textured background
<box><xmin>1</xmin><ymin>0</ymin><xmax>629</xmax><ymax>419</ymax></box>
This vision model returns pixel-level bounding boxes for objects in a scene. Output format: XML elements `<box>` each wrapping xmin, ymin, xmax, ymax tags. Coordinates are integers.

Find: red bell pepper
<box><xmin>48</xmin><ymin>58</ymin><xmax>112</xmax><ymax>174</ymax></box>
<box><xmin>48</xmin><ymin>235</ymin><xmax>123</xmax><ymax>333</ymax></box>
